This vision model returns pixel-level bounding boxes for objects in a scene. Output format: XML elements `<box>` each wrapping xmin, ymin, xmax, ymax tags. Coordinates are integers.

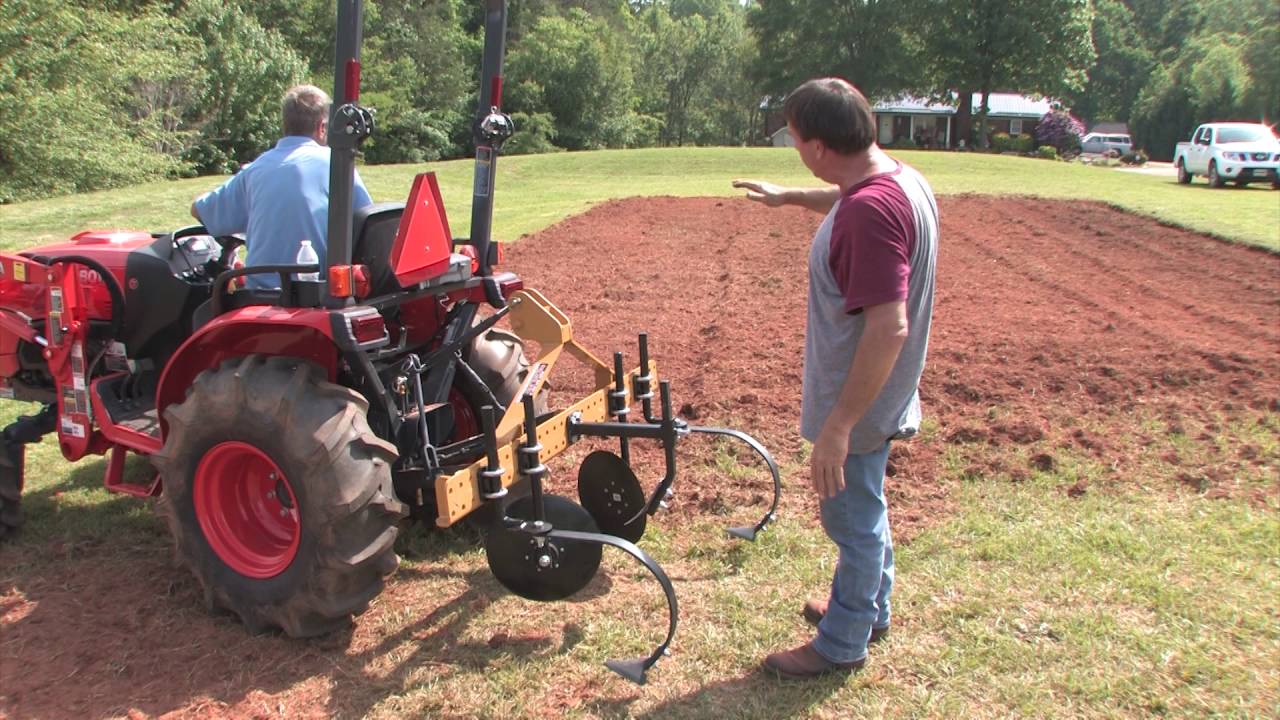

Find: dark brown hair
<box><xmin>783</xmin><ymin>78</ymin><xmax>876</xmax><ymax>155</ymax></box>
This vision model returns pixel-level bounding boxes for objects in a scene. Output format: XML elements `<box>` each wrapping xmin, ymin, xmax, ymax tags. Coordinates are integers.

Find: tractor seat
<box><xmin>193</xmin><ymin>199</ymin><xmax>472</xmax><ymax>332</ymax></box>
<box><xmin>353</xmin><ymin>202</ymin><xmax>473</xmax><ymax>298</ymax></box>
<box><xmin>353</xmin><ymin>202</ymin><xmax>409</xmax><ymax>297</ymax></box>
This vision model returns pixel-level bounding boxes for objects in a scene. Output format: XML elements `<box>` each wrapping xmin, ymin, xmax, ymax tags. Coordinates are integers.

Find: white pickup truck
<box><xmin>1173</xmin><ymin>122</ymin><xmax>1279</xmax><ymax>188</ymax></box>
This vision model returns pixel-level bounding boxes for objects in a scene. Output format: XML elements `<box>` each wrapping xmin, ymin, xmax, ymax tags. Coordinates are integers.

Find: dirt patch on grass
<box><xmin>1</xmin><ymin>195</ymin><xmax>1277</xmax><ymax>718</ymax></box>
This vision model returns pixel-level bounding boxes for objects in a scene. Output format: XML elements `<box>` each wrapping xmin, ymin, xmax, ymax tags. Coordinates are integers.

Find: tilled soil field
<box><xmin>1</xmin><ymin>195</ymin><xmax>1277</xmax><ymax>718</ymax></box>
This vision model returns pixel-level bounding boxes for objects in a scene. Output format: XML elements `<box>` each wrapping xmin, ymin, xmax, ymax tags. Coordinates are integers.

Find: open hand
<box><xmin>731</xmin><ymin>179</ymin><xmax>788</xmax><ymax>207</ymax></box>
<box><xmin>809</xmin><ymin>428</ymin><xmax>850</xmax><ymax>499</ymax></box>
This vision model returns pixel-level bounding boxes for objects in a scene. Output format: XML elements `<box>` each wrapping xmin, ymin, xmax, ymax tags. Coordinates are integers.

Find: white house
<box><xmin>872</xmin><ymin>93</ymin><xmax>1055</xmax><ymax>148</ymax></box>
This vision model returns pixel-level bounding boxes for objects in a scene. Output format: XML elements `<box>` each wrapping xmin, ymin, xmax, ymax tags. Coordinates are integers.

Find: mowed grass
<box><xmin>1</xmin><ymin>147</ymin><xmax>1277</xmax><ymax>251</ymax></box>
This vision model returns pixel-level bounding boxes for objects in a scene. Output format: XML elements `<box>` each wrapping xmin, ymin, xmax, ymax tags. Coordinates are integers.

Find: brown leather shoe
<box><xmin>763</xmin><ymin>641</ymin><xmax>866</xmax><ymax>679</ymax></box>
<box><xmin>802</xmin><ymin>599</ymin><xmax>890</xmax><ymax>644</ymax></box>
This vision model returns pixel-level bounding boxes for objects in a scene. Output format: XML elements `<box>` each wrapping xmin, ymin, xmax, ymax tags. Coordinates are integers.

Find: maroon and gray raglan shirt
<box><xmin>800</xmin><ymin>162</ymin><xmax>939</xmax><ymax>454</ymax></box>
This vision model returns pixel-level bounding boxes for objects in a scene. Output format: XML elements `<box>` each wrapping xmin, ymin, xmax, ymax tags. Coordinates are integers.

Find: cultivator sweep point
<box><xmin>427</xmin><ymin>289</ymin><xmax>781</xmax><ymax>683</ymax></box>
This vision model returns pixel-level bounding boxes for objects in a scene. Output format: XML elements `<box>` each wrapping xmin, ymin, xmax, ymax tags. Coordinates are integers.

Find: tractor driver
<box><xmin>189</xmin><ymin>84</ymin><xmax>373</xmax><ymax>290</ymax></box>
<box><xmin>733</xmin><ymin>78</ymin><xmax>939</xmax><ymax>679</ymax></box>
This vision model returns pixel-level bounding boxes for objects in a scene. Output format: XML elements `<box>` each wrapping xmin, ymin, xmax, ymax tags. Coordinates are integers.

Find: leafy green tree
<box><xmin>360</xmin><ymin>0</ymin><xmax>472</xmax><ymax>163</ymax></box>
<box><xmin>239</xmin><ymin>0</ymin><xmax>337</xmax><ymax>76</ymax></box>
<box><xmin>505</xmin><ymin>9</ymin><xmax>638</xmax><ymax>149</ymax></box>
<box><xmin>913</xmin><ymin>0</ymin><xmax>1095</xmax><ymax>147</ymax></box>
<box><xmin>1070</xmin><ymin>0</ymin><xmax>1153</xmax><ymax>124</ymax></box>
<box><xmin>0</xmin><ymin>0</ymin><xmax>189</xmax><ymax>201</ymax></box>
<box><xmin>1126</xmin><ymin>0</ymin><xmax>1278</xmax><ymax>159</ymax></box>
<box><xmin>178</xmin><ymin>0</ymin><xmax>307</xmax><ymax>174</ymax></box>
<box><xmin>746</xmin><ymin>0</ymin><xmax>914</xmax><ymax>100</ymax></box>
<box><xmin>634</xmin><ymin>2</ymin><xmax>747</xmax><ymax>145</ymax></box>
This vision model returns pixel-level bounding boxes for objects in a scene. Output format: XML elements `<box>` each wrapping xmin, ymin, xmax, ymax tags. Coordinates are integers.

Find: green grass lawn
<box><xmin>2</xmin><ymin>148</ymin><xmax>1278</xmax><ymax>251</ymax></box>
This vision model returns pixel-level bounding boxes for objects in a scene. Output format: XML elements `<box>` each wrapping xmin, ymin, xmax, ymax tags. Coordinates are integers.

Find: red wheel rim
<box><xmin>193</xmin><ymin>441</ymin><xmax>300</xmax><ymax>578</ymax></box>
<box><xmin>449</xmin><ymin>387</ymin><xmax>480</xmax><ymax>441</ymax></box>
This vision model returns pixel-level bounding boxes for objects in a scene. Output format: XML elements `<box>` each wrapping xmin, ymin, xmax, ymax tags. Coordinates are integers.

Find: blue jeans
<box><xmin>811</xmin><ymin>441</ymin><xmax>894</xmax><ymax>664</ymax></box>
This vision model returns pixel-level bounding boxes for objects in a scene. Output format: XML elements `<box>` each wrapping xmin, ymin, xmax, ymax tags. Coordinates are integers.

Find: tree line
<box><xmin>1</xmin><ymin>0</ymin><xmax>1275</xmax><ymax>202</ymax></box>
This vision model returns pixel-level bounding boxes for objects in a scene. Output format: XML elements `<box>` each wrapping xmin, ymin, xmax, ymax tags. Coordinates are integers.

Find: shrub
<box><xmin>361</xmin><ymin>106</ymin><xmax>460</xmax><ymax>164</ymax></box>
<box><xmin>1034</xmin><ymin>110</ymin><xmax>1085</xmax><ymax>156</ymax></box>
<box><xmin>0</xmin><ymin>0</ymin><xmax>192</xmax><ymax>201</ymax></box>
<box><xmin>503</xmin><ymin>112</ymin><xmax>562</xmax><ymax>155</ymax></box>
<box><xmin>178</xmin><ymin>0</ymin><xmax>307</xmax><ymax>175</ymax></box>
<box><xmin>1120</xmin><ymin>150</ymin><xmax>1148</xmax><ymax>165</ymax></box>
<box><xmin>896</xmin><ymin>136</ymin><xmax>918</xmax><ymax>149</ymax></box>
<box><xmin>1013</xmin><ymin>134</ymin><xmax>1036</xmax><ymax>153</ymax></box>
<box><xmin>1037</xmin><ymin>145</ymin><xmax>1059</xmax><ymax>160</ymax></box>
<box><xmin>990</xmin><ymin>132</ymin><xmax>1014</xmax><ymax>153</ymax></box>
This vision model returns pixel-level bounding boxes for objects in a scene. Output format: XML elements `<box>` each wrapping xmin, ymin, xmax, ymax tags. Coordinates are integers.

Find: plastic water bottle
<box><xmin>295</xmin><ymin>240</ymin><xmax>320</xmax><ymax>281</ymax></box>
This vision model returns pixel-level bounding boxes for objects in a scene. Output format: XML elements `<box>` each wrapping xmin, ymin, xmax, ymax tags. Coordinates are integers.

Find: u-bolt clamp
<box><xmin>478</xmin><ymin>405</ymin><xmax>507</xmax><ymax>499</ymax></box>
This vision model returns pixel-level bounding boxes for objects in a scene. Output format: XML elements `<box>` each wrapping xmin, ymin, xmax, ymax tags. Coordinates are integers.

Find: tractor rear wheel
<box><xmin>154</xmin><ymin>355</ymin><xmax>407</xmax><ymax>637</ymax></box>
<box><xmin>0</xmin><ymin>443</ymin><xmax>21</xmax><ymax>540</ymax></box>
<box><xmin>454</xmin><ymin>326</ymin><xmax>547</xmax><ymax>440</ymax></box>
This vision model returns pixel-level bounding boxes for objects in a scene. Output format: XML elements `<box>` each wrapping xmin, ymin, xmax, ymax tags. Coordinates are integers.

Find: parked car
<box><xmin>1081</xmin><ymin>132</ymin><xmax>1132</xmax><ymax>156</ymax></box>
<box><xmin>1173</xmin><ymin>122</ymin><xmax>1280</xmax><ymax>189</ymax></box>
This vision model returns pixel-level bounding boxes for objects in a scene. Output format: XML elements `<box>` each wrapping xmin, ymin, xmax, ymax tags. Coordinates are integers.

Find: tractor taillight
<box><xmin>456</xmin><ymin>244</ymin><xmax>503</xmax><ymax>272</ymax></box>
<box><xmin>344</xmin><ymin>59</ymin><xmax>361</xmax><ymax>102</ymax></box>
<box><xmin>328</xmin><ymin>264</ymin><xmax>371</xmax><ymax>299</ymax></box>
<box><xmin>491</xmin><ymin>76</ymin><xmax>504</xmax><ymax>108</ymax></box>
<box><xmin>349</xmin><ymin>314</ymin><xmax>386</xmax><ymax>345</ymax></box>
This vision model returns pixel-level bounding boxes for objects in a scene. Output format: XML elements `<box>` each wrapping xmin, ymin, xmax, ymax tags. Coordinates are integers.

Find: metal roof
<box><xmin>873</xmin><ymin>93</ymin><xmax>1054</xmax><ymax>118</ymax></box>
<box><xmin>976</xmin><ymin>93</ymin><xmax>1053</xmax><ymax>117</ymax></box>
<box><xmin>872</xmin><ymin>95</ymin><xmax>955</xmax><ymax>115</ymax></box>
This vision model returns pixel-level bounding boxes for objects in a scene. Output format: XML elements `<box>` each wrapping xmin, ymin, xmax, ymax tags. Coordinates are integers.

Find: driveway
<box><xmin>1114</xmin><ymin>161</ymin><xmax>1176</xmax><ymax>177</ymax></box>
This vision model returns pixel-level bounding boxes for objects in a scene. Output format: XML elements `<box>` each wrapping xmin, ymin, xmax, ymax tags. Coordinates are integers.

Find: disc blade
<box><xmin>485</xmin><ymin>494</ymin><xmax>603</xmax><ymax>601</ymax></box>
<box><xmin>577</xmin><ymin>450</ymin><xmax>647</xmax><ymax>543</ymax></box>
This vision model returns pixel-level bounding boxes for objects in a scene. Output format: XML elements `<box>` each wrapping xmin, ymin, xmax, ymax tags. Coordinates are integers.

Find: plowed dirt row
<box><xmin>1</xmin><ymin>196</ymin><xmax>1276</xmax><ymax>718</ymax></box>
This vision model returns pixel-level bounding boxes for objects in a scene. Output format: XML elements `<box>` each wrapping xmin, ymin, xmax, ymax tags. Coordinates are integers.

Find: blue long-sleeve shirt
<box><xmin>193</xmin><ymin>136</ymin><xmax>373</xmax><ymax>289</ymax></box>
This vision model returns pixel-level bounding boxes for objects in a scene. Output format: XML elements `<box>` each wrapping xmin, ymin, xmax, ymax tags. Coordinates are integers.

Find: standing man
<box><xmin>734</xmin><ymin>77</ymin><xmax>938</xmax><ymax>679</ymax></box>
<box><xmin>191</xmin><ymin>84</ymin><xmax>373</xmax><ymax>290</ymax></box>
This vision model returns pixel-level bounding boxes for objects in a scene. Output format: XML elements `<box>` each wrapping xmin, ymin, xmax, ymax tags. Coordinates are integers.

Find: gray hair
<box><xmin>282</xmin><ymin>85</ymin><xmax>330</xmax><ymax>137</ymax></box>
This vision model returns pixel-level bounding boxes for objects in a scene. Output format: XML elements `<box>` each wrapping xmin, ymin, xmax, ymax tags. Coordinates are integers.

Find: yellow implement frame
<box><xmin>433</xmin><ymin>289</ymin><xmax>656</xmax><ymax>528</ymax></box>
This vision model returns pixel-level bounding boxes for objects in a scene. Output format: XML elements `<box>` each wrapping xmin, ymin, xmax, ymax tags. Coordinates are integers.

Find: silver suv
<box><xmin>1081</xmin><ymin>133</ymin><xmax>1133</xmax><ymax>157</ymax></box>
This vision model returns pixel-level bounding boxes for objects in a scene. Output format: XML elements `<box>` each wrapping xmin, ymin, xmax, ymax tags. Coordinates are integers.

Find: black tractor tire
<box><xmin>1208</xmin><ymin>161</ymin><xmax>1226</xmax><ymax>188</ymax></box>
<box><xmin>153</xmin><ymin>355</ymin><xmax>408</xmax><ymax>637</ymax></box>
<box><xmin>464</xmin><ymin>326</ymin><xmax>548</xmax><ymax>422</ymax></box>
<box><xmin>1176</xmin><ymin>159</ymin><xmax>1192</xmax><ymax>184</ymax></box>
<box><xmin>0</xmin><ymin>442</ymin><xmax>22</xmax><ymax>541</ymax></box>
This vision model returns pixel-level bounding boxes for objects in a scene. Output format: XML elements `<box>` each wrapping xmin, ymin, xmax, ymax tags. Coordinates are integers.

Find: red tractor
<box><xmin>0</xmin><ymin>0</ymin><xmax>778</xmax><ymax>684</ymax></box>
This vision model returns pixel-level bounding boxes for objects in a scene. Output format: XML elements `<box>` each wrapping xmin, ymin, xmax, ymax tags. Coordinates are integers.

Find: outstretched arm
<box><xmin>731</xmin><ymin>179</ymin><xmax>840</xmax><ymax>214</ymax></box>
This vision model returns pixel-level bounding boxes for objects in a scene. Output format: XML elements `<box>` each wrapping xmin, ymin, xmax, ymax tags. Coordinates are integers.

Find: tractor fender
<box><xmin>155</xmin><ymin>306</ymin><xmax>341</xmax><ymax>436</ymax></box>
